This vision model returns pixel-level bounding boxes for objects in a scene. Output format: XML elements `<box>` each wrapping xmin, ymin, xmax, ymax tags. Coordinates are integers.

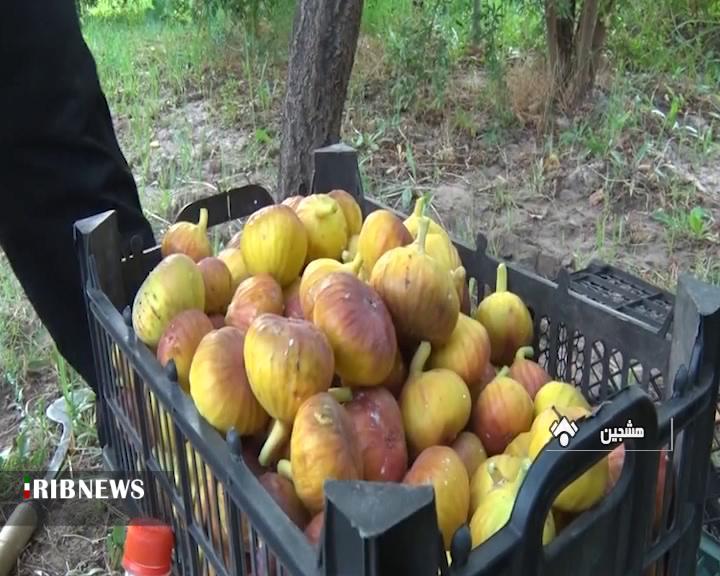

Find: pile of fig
<box><xmin>127</xmin><ymin>192</ymin><xmax>671</xmax><ymax>573</ymax></box>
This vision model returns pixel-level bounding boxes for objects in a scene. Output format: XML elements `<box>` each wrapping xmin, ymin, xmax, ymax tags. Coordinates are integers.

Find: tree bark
<box><xmin>277</xmin><ymin>0</ymin><xmax>364</xmax><ymax>200</ymax></box>
<box><xmin>568</xmin><ymin>0</ymin><xmax>600</xmax><ymax>104</ymax></box>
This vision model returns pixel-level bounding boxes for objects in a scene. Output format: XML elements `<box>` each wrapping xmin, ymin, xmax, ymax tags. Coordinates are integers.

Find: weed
<box><xmin>653</xmin><ymin>205</ymin><xmax>713</xmax><ymax>242</ymax></box>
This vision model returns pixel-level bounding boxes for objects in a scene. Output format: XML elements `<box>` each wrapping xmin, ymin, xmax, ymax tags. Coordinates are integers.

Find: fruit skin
<box><xmin>504</xmin><ymin>431</ymin><xmax>532</xmax><ymax>459</ymax></box>
<box><xmin>225</xmin><ymin>274</ymin><xmax>284</xmax><ymax>332</ymax></box>
<box><xmin>472</xmin><ymin>371</ymin><xmax>534</xmax><ymax>456</ymax></box>
<box><xmin>328</xmin><ymin>189</ymin><xmax>363</xmax><ymax>236</ymax></box>
<box><xmin>240</xmin><ymin>204</ymin><xmax>308</xmax><ymax>287</ymax></box>
<box><xmin>282</xmin><ymin>195</ymin><xmax>305</xmax><ymax>212</ymax></box>
<box><xmin>529</xmin><ymin>406</ymin><xmax>609</xmax><ymax>513</ymax></box>
<box><xmin>209</xmin><ymin>314</ymin><xmax>226</xmax><ymax>329</ymax></box>
<box><xmin>161</xmin><ymin>208</ymin><xmax>212</xmax><ymax>262</ymax></box>
<box><xmin>469</xmin><ymin>454</ymin><xmax>522</xmax><ymax>514</ymax></box>
<box><xmin>474</xmin><ymin>262</ymin><xmax>533</xmax><ymax>367</ymax></box>
<box><xmin>428</xmin><ymin>313</ymin><xmax>491</xmax><ymax>403</ymax></box>
<box><xmin>189</xmin><ymin>327</ymin><xmax>269</xmax><ymax>435</ymax></box>
<box><xmin>400</xmin><ymin>341</ymin><xmax>471</xmax><ymax>456</ymax></box>
<box><xmin>404</xmin><ymin>446</ymin><xmax>470</xmax><ymax>550</ymax></box>
<box><xmin>357</xmin><ymin>209</ymin><xmax>413</xmax><ymax>277</ymax></box>
<box><xmin>198</xmin><ymin>257</ymin><xmax>234</xmax><ymax>315</ymax></box>
<box><xmin>217</xmin><ymin>248</ymin><xmax>250</xmax><ymax>291</ymax></box>
<box><xmin>283</xmin><ymin>278</ymin><xmax>304</xmax><ymax>320</ymax></box>
<box><xmin>132</xmin><ymin>253</ymin><xmax>205</xmax><ymax>347</ymax></box>
<box><xmin>290</xmin><ymin>392</ymin><xmax>363</xmax><ymax>514</ymax></box>
<box><xmin>534</xmin><ymin>380</ymin><xmax>590</xmax><ymax>417</ymax></box>
<box><xmin>509</xmin><ymin>347</ymin><xmax>551</xmax><ymax>399</ymax></box>
<box><xmin>451</xmin><ymin>432</ymin><xmax>487</xmax><ymax>479</ymax></box>
<box><xmin>299</xmin><ymin>255</ymin><xmax>362</xmax><ymax>319</ymax></box>
<box><xmin>371</xmin><ymin>216</ymin><xmax>461</xmax><ymax>347</ymax></box>
<box><xmin>378</xmin><ymin>348</ymin><xmax>408</xmax><ymax>397</ymax></box>
<box><xmin>296</xmin><ymin>194</ymin><xmax>349</xmax><ymax>262</ymax></box>
<box><xmin>343</xmin><ymin>234</ymin><xmax>360</xmax><ymax>263</ymax></box>
<box><xmin>258</xmin><ymin>472</ymin><xmax>309</xmax><ymax>529</ymax></box>
<box><xmin>345</xmin><ymin>388</ymin><xmax>408</xmax><ymax>482</ymax></box>
<box><xmin>312</xmin><ymin>272</ymin><xmax>397</xmax><ymax>386</ymax></box>
<box><xmin>305</xmin><ymin>513</ymin><xmax>324</xmax><ymax>547</ymax></box>
<box><xmin>156</xmin><ymin>310</ymin><xmax>214</xmax><ymax>393</ymax></box>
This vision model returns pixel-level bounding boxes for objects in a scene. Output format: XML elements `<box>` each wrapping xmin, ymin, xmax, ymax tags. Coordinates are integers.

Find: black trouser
<box><xmin>0</xmin><ymin>0</ymin><xmax>155</xmax><ymax>391</ymax></box>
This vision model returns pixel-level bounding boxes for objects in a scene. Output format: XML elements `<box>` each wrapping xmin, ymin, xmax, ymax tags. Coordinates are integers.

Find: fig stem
<box><xmin>345</xmin><ymin>253</ymin><xmax>363</xmax><ymax>276</ymax></box>
<box><xmin>341</xmin><ymin>250</ymin><xmax>352</xmax><ymax>263</ymax></box>
<box><xmin>416</xmin><ymin>217</ymin><xmax>431</xmax><ymax>256</ymax></box>
<box><xmin>497</xmin><ymin>366</ymin><xmax>510</xmax><ymax>378</ymax></box>
<box><xmin>329</xmin><ymin>387</ymin><xmax>353</xmax><ymax>403</ymax></box>
<box><xmin>516</xmin><ymin>346</ymin><xmax>535</xmax><ymax>363</ymax></box>
<box><xmin>487</xmin><ymin>461</ymin><xmax>506</xmax><ymax>488</ymax></box>
<box><xmin>409</xmin><ymin>341</ymin><xmax>432</xmax><ymax>376</ymax></box>
<box><xmin>413</xmin><ymin>195</ymin><xmax>426</xmax><ymax>218</ymax></box>
<box><xmin>277</xmin><ymin>459</ymin><xmax>293</xmax><ymax>482</ymax></box>
<box><xmin>198</xmin><ymin>208</ymin><xmax>209</xmax><ymax>233</ymax></box>
<box><xmin>496</xmin><ymin>263</ymin><xmax>508</xmax><ymax>293</ymax></box>
<box><xmin>258</xmin><ymin>420</ymin><xmax>290</xmax><ymax>467</ymax></box>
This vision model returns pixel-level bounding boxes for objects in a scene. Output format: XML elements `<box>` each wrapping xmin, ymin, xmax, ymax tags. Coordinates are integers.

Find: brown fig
<box><xmin>295</xmin><ymin>194</ymin><xmax>348</xmax><ymax>263</ymax></box>
<box><xmin>156</xmin><ymin>310</ymin><xmax>214</xmax><ymax>393</ymax></box>
<box><xmin>328</xmin><ymin>189</ymin><xmax>363</xmax><ymax>237</ymax></box>
<box><xmin>283</xmin><ymin>278</ymin><xmax>304</xmax><ymax>320</ymax></box>
<box><xmin>161</xmin><ymin>208</ymin><xmax>212</xmax><ymax>262</ymax></box>
<box><xmin>451</xmin><ymin>431</ymin><xmax>487</xmax><ymax>479</ymax></box>
<box><xmin>217</xmin><ymin>247</ymin><xmax>250</xmax><ymax>291</ymax></box>
<box><xmin>345</xmin><ymin>388</ymin><xmax>408</xmax><ymax>482</ymax></box>
<box><xmin>357</xmin><ymin>209</ymin><xmax>413</xmax><ymax>277</ymax></box>
<box><xmin>289</xmin><ymin>392</ymin><xmax>363</xmax><ymax>514</ymax></box>
<box><xmin>198</xmin><ymin>257</ymin><xmax>233</xmax><ymax>315</ymax></box>
<box><xmin>298</xmin><ymin>253</ymin><xmax>362</xmax><ymax>319</ymax></box>
<box><xmin>312</xmin><ymin>272</ymin><xmax>397</xmax><ymax>386</ymax></box>
<box><xmin>258</xmin><ymin>472</ymin><xmax>309</xmax><ymax>529</ymax></box>
<box><xmin>189</xmin><ymin>327</ymin><xmax>269</xmax><ymax>435</ymax></box>
<box><xmin>282</xmin><ymin>195</ymin><xmax>305</xmax><ymax>212</ymax></box>
<box><xmin>400</xmin><ymin>341</ymin><xmax>471</xmax><ymax>456</ymax></box>
<box><xmin>508</xmin><ymin>346</ymin><xmax>551</xmax><ymax>399</ymax></box>
<box><xmin>370</xmin><ymin>216</ymin><xmax>460</xmax><ymax>347</ymax></box>
<box><xmin>225</xmin><ymin>274</ymin><xmax>284</xmax><ymax>332</ymax></box>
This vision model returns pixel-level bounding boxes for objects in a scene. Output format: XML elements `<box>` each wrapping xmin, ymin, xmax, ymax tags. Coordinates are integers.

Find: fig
<box><xmin>474</xmin><ymin>262</ymin><xmax>533</xmax><ymax>367</ymax></box>
<box><xmin>283</xmin><ymin>278</ymin><xmax>304</xmax><ymax>320</ymax></box>
<box><xmin>370</xmin><ymin>216</ymin><xmax>461</xmax><ymax>347</ymax></box>
<box><xmin>312</xmin><ymin>272</ymin><xmax>397</xmax><ymax>386</ymax></box>
<box><xmin>209</xmin><ymin>314</ymin><xmax>226</xmax><ymax>329</ymax></box>
<box><xmin>378</xmin><ymin>348</ymin><xmax>408</xmax><ymax>397</ymax></box>
<box><xmin>244</xmin><ymin>314</ymin><xmax>335</xmax><ymax>465</ymax></box>
<box><xmin>198</xmin><ymin>257</ymin><xmax>233</xmax><ymax>315</ymax></box>
<box><xmin>509</xmin><ymin>346</ymin><xmax>551</xmax><ymax>399</ymax></box>
<box><xmin>305</xmin><ymin>512</ymin><xmax>324</xmax><ymax>547</ymax></box>
<box><xmin>282</xmin><ymin>195</ymin><xmax>305</xmax><ymax>212</ymax></box>
<box><xmin>289</xmin><ymin>392</ymin><xmax>363</xmax><ymax>514</ymax></box>
<box><xmin>504</xmin><ymin>431</ymin><xmax>532</xmax><ymax>458</ymax></box>
<box><xmin>469</xmin><ymin>454</ymin><xmax>523</xmax><ymax>514</ymax></box>
<box><xmin>451</xmin><ymin>432</ymin><xmax>487</xmax><ymax>479</ymax></box>
<box><xmin>342</xmin><ymin>234</ymin><xmax>360</xmax><ymax>263</ymax></box>
<box><xmin>189</xmin><ymin>327</ymin><xmax>269</xmax><ymax>435</ymax></box>
<box><xmin>404</xmin><ymin>446</ymin><xmax>470</xmax><ymax>550</ymax></box>
<box><xmin>225</xmin><ymin>274</ymin><xmax>284</xmax><ymax>332</ymax></box>
<box><xmin>529</xmin><ymin>406</ymin><xmax>609</xmax><ymax>513</ymax></box>
<box><xmin>345</xmin><ymin>388</ymin><xmax>408</xmax><ymax>482</ymax></box>
<box><xmin>472</xmin><ymin>368</ymin><xmax>534</xmax><ymax>456</ymax></box>
<box><xmin>240</xmin><ymin>204</ymin><xmax>308</xmax><ymax>287</ymax></box>
<box><xmin>132</xmin><ymin>253</ymin><xmax>205</xmax><ymax>347</ymax></box>
<box><xmin>328</xmin><ymin>189</ymin><xmax>363</xmax><ymax>236</ymax></box>
<box><xmin>400</xmin><ymin>341</ymin><xmax>471</xmax><ymax>455</ymax></box>
<box><xmin>156</xmin><ymin>310</ymin><xmax>214</xmax><ymax>393</ymax></box>
<box><xmin>428</xmin><ymin>313</ymin><xmax>491</xmax><ymax>403</ymax></box>
<box><xmin>357</xmin><ymin>209</ymin><xmax>413</xmax><ymax>277</ymax></box>
<box><xmin>299</xmin><ymin>253</ymin><xmax>362</xmax><ymax>319</ymax></box>
<box><xmin>161</xmin><ymin>208</ymin><xmax>212</xmax><ymax>262</ymax></box>
<box><xmin>227</xmin><ymin>228</ymin><xmax>242</xmax><ymax>249</ymax></box>
<box><xmin>217</xmin><ymin>247</ymin><xmax>250</xmax><ymax>291</ymax></box>
<box><xmin>534</xmin><ymin>380</ymin><xmax>590</xmax><ymax>417</ymax></box>
<box><xmin>295</xmin><ymin>194</ymin><xmax>348</xmax><ymax>262</ymax></box>
<box><xmin>258</xmin><ymin>472</ymin><xmax>309</xmax><ymax>529</ymax></box>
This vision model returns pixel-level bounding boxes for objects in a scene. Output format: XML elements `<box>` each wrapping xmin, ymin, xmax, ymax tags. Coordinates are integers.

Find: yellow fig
<box><xmin>403</xmin><ymin>195</ymin><xmax>451</xmax><ymax>240</ymax></box>
<box><xmin>295</xmin><ymin>194</ymin><xmax>348</xmax><ymax>262</ymax></box>
<box><xmin>282</xmin><ymin>195</ymin><xmax>305</xmax><ymax>212</ymax></box>
<box><xmin>198</xmin><ymin>257</ymin><xmax>233</xmax><ymax>315</ymax></box>
<box><xmin>298</xmin><ymin>253</ymin><xmax>362</xmax><ymax>319</ymax></box>
<box><xmin>504</xmin><ymin>431</ymin><xmax>532</xmax><ymax>458</ymax></box>
<box><xmin>161</xmin><ymin>208</ymin><xmax>212</xmax><ymax>262</ymax></box>
<box><xmin>132</xmin><ymin>253</ymin><xmax>205</xmax><ymax>347</ymax></box>
<box><xmin>342</xmin><ymin>234</ymin><xmax>360</xmax><ymax>263</ymax></box>
<box><xmin>357</xmin><ymin>209</ymin><xmax>413</xmax><ymax>277</ymax></box>
<box><xmin>217</xmin><ymin>248</ymin><xmax>250</xmax><ymax>291</ymax></box>
<box><xmin>240</xmin><ymin>204</ymin><xmax>308</xmax><ymax>287</ymax></box>
<box><xmin>474</xmin><ymin>262</ymin><xmax>534</xmax><ymax>367</ymax></box>
<box><xmin>469</xmin><ymin>454</ymin><xmax>523</xmax><ymax>513</ymax></box>
<box><xmin>328</xmin><ymin>189</ymin><xmax>363</xmax><ymax>236</ymax></box>
<box><xmin>534</xmin><ymin>380</ymin><xmax>591</xmax><ymax>417</ymax></box>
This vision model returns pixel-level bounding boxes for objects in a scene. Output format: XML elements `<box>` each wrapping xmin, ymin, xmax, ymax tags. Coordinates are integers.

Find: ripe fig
<box><xmin>472</xmin><ymin>368</ymin><xmax>534</xmax><ymax>456</ymax></box>
<box><xmin>305</xmin><ymin>512</ymin><xmax>324</xmax><ymax>547</ymax></box>
<box><xmin>209</xmin><ymin>314</ymin><xmax>225</xmax><ymax>329</ymax></box>
<box><xmin>428</xmin><ymin>313</ymin><xmax>491</xmax><ymax>403</ymax></box>
<box><xmin>298</xmin><ymin>253</ymin><xmax>362</xmax><ymax>319</ymax></box>
<box><xmin>378</xmin><ymin>348</ymin><xmax>408</xmax><ymax>397</ymax></box>
<box><xmin>282</xmin><ymin>195</ymin><xmax>305</xmax><ymax>212</ymax></box>
<box><xmin>474</xmin><ymin>262</ymin><xmax>533</xmax><ymax>367</ymax></box>
<box><xmin>132</xmin><ymin>254</ymin><xmax>205</xmax><ymax>347</ymax></box>
<box><xmin>258</xmin><ymin>472</ymin><xmax>309</xmax><ymax>529</ymax></box>
<box><xmin>156</xmin><ymin>309</ymin><xmax>214</xmax><ymax>393</ymax></box>
<box><xmin>312</xmin><ymin>272</ymin><xmax>397</xmax><ymax>386</ymax></box>
<box><xmin>283</xmin><ymin>278</ymin><xmax>304</xmax><ymax>320</ymax></box>
<box><xmin>342</xmin><ymin>234</ymin><xmax>360</xmax><ymax>264</ymax></box>
<box><xmin>469</xmin><ymin>454</ymin><xmax>523</xmax><ymax>514</ymax></box>
<box><xmin>217</xmin><ymin>247</ymin><xmax>250</xmax><ymax>291</ymax></box>
<box><xmin>504</xmin><ymin>431</ymin><xmax>531</xmax><ymax>458</ymax></box>
<box><xmin>509</xmin><ymin>346</ymin><xmax>551</xmax><ymax>399</ymax></box>
<box><xmin>295</xmin><ymin>194</ymin><xmax>348</xmax><ymax>263</ymax></box>
<box><xmin>189</xmin><ymin>327</ymin><xmax>269</xmax><ymax>435</ymax></box>
<box><xmin>225</xmin><ymin>274</ymin><xmax>284</xmax><ymax>332</ymax></box>
<box><xmin>534</xmin><ymin>380</ymin><xmax>590</xmax><ymax>417</ymax></box>
<box><xmin>371</xmin><ymin>216</ymin><xmax>461</xmax><ymax>347</ymax></box>
<box><xmin>161</xmin><ymin>208</ymin><xmax>212</xmax><ymax>262</ymax></box>
<box><xmin>244</xmin><ymin>314</ymin><xmax>335</xmax><ymax>466</ymax></box>
<box><xmin>240</xmin><ymin>204</ymin><xmax>308</xmax><ymax>287</ymax></box>
<box><xmin>451</xmin><ymin>431</ymin><xmax>487</xmax><ymax>479</ymax></box>
<box><xmin>400</xmin><ymin>341</ymin><xmax>471</xmax><ymax>455</ymax></box>
<box><xmin>198</xmin><ymin>257</ymin><xmax>233</xmax><ymax>315</ymax></box>
<box><xmin>345</xmin><ymin>388</ymin><xmax>408</xmax><ymax>482</ymax></box>
<box><xmin>328</xmin><ymin>189</ymin><xmax>363</xmax><ymax>236</ymax></box>
<box><xmin>289</xmin><ymin>392</ymin><xmax>363</xmax><ymax>514</ymax></box>
<box><xmin>357</xmin><ymin>209</ymin><xmax>413</xmax><ymax>277</ymax></box>
<box><xmin>404</xmin><ymin>446</ymin><xmax>470</xmax><ymax>550</ymax></box>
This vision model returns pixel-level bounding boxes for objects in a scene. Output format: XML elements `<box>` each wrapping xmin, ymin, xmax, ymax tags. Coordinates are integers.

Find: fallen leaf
<box><xmin>589</xmin><ymin>188</ymin><xmax>605</xmax><ymax>207</ymax></box>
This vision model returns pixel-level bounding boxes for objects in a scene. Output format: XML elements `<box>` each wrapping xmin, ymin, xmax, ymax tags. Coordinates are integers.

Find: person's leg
<box><xmin>0</xmin><ymin>0</ymin><xmax>155</xmax><ymax>390</ymax></box>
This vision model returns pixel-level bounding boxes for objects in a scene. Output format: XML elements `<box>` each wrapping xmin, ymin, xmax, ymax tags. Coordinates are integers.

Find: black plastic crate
<box><xmin>74</xmin><ymin>144</ymin><xmax>720</xmax><ymax>576</ymax></box>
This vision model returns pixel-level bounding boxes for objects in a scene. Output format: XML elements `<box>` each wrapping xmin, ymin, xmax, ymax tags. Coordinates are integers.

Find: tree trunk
<box><xmin>277</xmin><ymin>0</ymin><xmax>364</xmax><ymax>200</ymax></box>
<box><xmin>568</xmin><ymin>0</ymin><xmax>600</xmax><ymax>104</ymax></box>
